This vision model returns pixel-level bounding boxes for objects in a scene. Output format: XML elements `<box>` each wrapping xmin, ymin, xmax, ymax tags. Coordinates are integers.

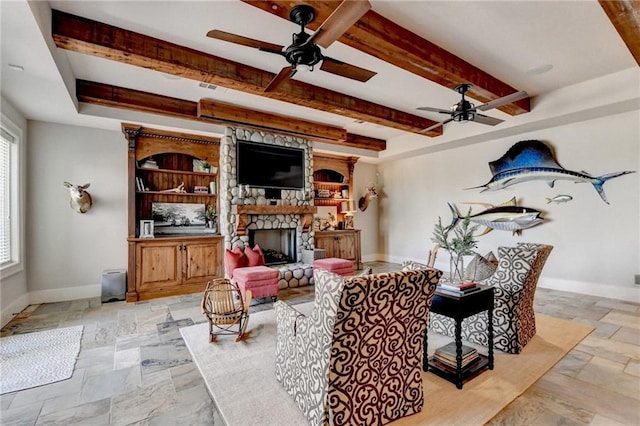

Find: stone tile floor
<box><xmin>0</xmin><ymin>261</ymin><xmax>638</xmax><ymax>425</ymax></box>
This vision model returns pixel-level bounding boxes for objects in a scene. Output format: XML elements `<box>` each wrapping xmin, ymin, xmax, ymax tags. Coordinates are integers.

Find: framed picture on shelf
<box><xmin>139</xmin><ymin>220</ymin><xmax>154</xmax><ymax>238</ymax></box>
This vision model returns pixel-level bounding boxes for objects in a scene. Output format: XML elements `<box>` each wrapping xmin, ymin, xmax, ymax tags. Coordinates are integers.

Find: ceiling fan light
<box><xmin>296</xmin><ymin>64</ymin><xmax>313</xmax><ymax>73</ymax></box>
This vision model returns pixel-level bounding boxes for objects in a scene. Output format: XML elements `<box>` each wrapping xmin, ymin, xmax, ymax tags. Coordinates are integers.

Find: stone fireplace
<box><xmin>219</xmin><ymin>127</ymin><xmax>316</xmax><ymax>262</ymax></box>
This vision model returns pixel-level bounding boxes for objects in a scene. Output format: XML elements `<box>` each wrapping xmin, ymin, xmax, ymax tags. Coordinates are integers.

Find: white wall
<box><xmin>352</xmin><ymin>161</ymin><xmax>379</xmax><ymax>262</ymax></box>
<box><xmin>379</xmin><ymin>111</ymin><xmax>639</xmax><ymax>301</ymax></box>
<box><xmin>1</xmin><ymin>97</ymin><xmax>29</xmax><ymax>327</ymax></box>
<box><xmin>27</xmin><ymin>121</ymin><xmax>128</xmax><ymax>303</ymax></box>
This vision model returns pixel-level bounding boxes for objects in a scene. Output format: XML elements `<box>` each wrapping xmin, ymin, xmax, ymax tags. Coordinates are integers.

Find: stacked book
<box><xmin>432</xmin><ymin>342</ymin><xmax>480</xmax><ymax>373</ymax></box>
<box><xmin>437</xmin><ymin>281</ymin><xmax>481</xmax><ymax>296</ymax></box>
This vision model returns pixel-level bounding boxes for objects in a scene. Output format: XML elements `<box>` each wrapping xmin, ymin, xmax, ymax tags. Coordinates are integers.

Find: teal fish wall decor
<box><xmin>546</xmin><ymin>195</ymin><xmax>573</xmax><ymax>204</ymax></box>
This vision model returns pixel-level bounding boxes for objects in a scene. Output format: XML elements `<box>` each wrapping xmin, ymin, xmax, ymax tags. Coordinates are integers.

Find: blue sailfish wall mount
<box><xmin>470</xmin><ymin>140</ymin><xmax>634</xmax><ymax>204</ymax></box>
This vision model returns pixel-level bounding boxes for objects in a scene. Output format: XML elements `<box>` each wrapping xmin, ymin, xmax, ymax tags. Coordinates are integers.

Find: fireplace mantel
<box><xmin>232</xmin><ymin>205</ymin><xmax>317</xmax><ymax>236</ymax></box>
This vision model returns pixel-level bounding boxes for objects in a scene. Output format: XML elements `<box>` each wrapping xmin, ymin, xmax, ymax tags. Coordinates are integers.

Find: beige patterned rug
<box><xmin>0</xmin><ymin>325</ymin><xmax>83</xmax><ymax>395</ymax></box>
<box><xmin>181</xmin><ymin>304</ymin><xmax>593</xmax><ymax>425</ymax></box>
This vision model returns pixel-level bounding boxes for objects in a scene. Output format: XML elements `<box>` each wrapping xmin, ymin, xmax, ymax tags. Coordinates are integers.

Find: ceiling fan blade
<box><xmin>473</xmin><ymin>113</ymin><xmax>504</xmax><ymax>126</ymax></box>
<box><xmin>320</xmin><ymin>57</ymin><xmax>376</xmax><ymax>82</ymax></box>
<box><xmin>312</xmin><ymin>0</ymin><xmax>371</xmax><ymax>48</ymax></box>
<box><xmin>476</xmin><ymin>90</ymin><xmax>528</xmax><ymax>111</ymax></box>
<box><xmin>416</xmin><ymin>106</ymin><xmax>452</xmax><ymax>114</ymax></box>
<box><xmin>263</xmin><ymin>66</ymin><xmax>295</xmax><ymax>92</ymax></box>
<box><xmin>419</xmin><ymin>118</ymin><xmax>453</xmax><ymax>134</ymax></box>
<box><xmin>207</xmin><ymin>29</ymin><xmax>284</xmax><ymax>53</ymax></box>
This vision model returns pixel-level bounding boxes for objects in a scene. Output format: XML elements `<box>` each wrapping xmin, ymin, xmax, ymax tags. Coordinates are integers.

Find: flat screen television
<box><xmin>237</xmin><ymin>140</ymin><xmax>305</xmax><ymax>190</ymax></box>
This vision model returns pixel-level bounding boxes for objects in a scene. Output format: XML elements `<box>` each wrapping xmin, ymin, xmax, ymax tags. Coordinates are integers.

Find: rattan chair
<box><xmin>201</xmin><ymin>278</ymin><xmax>252</xmax><ymax>342</ymax></box>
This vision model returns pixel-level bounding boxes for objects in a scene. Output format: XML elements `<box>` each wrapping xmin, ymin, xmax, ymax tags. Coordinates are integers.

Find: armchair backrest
<box><xmin>324</xmin><ymin>267</ymin><xmax>442</xmax><ymax>425</ymax></box>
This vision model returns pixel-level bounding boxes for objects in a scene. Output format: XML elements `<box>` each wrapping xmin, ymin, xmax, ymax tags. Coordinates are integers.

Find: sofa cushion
<box><xmin>244</xmin><ymin>244</ymin><xmax>265</xmax><ymax>267</ymax></box>
<box><xmin>224</xmin><ymin>246</ymin><xmax>246</xmax><ymax>278</ymax></box>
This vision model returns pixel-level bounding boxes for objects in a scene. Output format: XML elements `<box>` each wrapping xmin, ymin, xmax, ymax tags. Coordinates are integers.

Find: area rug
<box><xmin>181</xmin><ymin>304</ymin><xmax>593</xmax><ymax>426</ymax></box>
<box><xmin>0</xmin><ymin>325</ymin><xmax>83</xmax><ymax>395</ymax></box>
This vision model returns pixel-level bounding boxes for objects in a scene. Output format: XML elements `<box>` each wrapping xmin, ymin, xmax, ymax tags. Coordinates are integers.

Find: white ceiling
<box><xmin>1</xmin><ymin>0</ymin><xmax>638</xmax><ymax>161</ymax></box>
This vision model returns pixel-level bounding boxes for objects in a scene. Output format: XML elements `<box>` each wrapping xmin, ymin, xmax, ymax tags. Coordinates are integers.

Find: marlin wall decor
<box><xmin>470</xmin><ymin>140</ymin><xmax>635</xmax><ymax>204</ymax></box>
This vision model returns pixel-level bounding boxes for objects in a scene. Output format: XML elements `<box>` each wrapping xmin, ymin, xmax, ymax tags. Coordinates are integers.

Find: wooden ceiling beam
<box><xmin>52</xmin><ymin>9</ymin><xmax>439</xmax><ymax>137</ymax></box>
<box><xmin>599</xmin><ymin>0</ymin><xmax>640</xmax><ymax>66</ymax></box>
<box><xmin>76</xmin><ymin>80</ymin><xmax>386</xmax><ymax>151</ymax></box>
<box><xmin>242</xmin><ymin>1</ymin><xmax>530</xmax><ymax>116</ymax></box>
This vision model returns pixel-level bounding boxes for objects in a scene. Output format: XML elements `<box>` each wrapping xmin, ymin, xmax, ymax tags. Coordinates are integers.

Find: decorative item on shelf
<box><xmin>135</xmin><ymin>177</ymin><xmax>148</xmax><ymax>192</ymax></box>
<box><xmin>358</xmin><ymin>182</ymin><xmax>378</xmax><ymax>211</ymax></box>
<box><xmin>209</xmin><ymin>181</ymin><xmax>217</xmax><ymax>195</ymax></box>
<box><xmin>160</xmin><ymin>182</ymin><xmax>186</xmax><ymax>193</ymax></box>
<box><xmin>315</xmin><ymin>206</ymin><xmax>337</xmax><ymax>231</ymax></box>
<box><xmin>205</xmin><ymin>205</ymin><xmax>218</xmax><ymax>233</ymax></box>
<box><xmin>432</xmin><ymin>208</ymin><xmax>478</xmax><ymax>282</ymax></box>
<box><xmin>341</xmin><ymin>185</ymin><xmax>349</xmax><ymax>199</ymax></box>
<box><xmin>139</xmin><ymin>219</ymin><xmax>154</xmax><ymax>238</ymax></box>
<box><xmin>152</xmin><ymin>202</ymin><xmax>205</xmax><ymax>235</ymax></box>
<box><xmin>194</xmin><ymin>185</ymin><xmax>209</xmax><ymax>194</ymax></box>
<box><xmin>341</xmin><ymin>199</ymin><xmax>357</xmax><ymax>229</ymax></box>
<box><xmin>63</xmin><ymin>182</ymin><xmax>93</xmax><ymax>214</ymax></box>
<box><xmin>238</xmin><ymin>184</ymin><xmax>249</xmax><ymax>198</ymax></box>
<box><xmin>317</xmin><ymin>189</ymin><xmax>331</xmax><ymax>198</ymax></box>
<box><xmin>140</xmin><ymin>157</ymin><xmax>159</xmax><ymax>169</ymax></box>
<box><xmin>192</xmin><ymin>159</ymin><xmax>212</xmax><ymax>173</ymax></box>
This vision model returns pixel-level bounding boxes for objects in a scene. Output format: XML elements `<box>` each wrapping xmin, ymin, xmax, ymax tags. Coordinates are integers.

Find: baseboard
<box><xmin>1</xmin><ymin>293</ymin><xmax>30</xmax><ymax>328</ymax></box>
<box><xmin>29</xmin><ymin>284</ymin><xmax>102</xmax><ymax>305</ymax></box>
<box><xmin>376</xmin><ymin>255</ymin><xmax>640</xmax><ymax>303</ymax></box>
<box><xmin>538</xmin><ymin>277</ymin><xmax>640</xmax><ymax>303</ymax></box>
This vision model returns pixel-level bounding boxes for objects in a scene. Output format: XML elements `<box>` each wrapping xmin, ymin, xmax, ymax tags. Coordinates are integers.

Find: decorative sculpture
<box><xmin>63</xmin><ymin>182</ymin><xmax>93</xmax><ymax>214</ymax></box>
<box><xmin>358</xmin><ymin>182</ymin><xmax>378</xmax><ymax>211</ymax></box>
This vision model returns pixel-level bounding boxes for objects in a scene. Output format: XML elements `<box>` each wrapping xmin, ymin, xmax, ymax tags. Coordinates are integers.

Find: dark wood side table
<box><xmin>424</xmin><ymin>285</ymin><xmax>495</xmax><ymax>389</ymax></box>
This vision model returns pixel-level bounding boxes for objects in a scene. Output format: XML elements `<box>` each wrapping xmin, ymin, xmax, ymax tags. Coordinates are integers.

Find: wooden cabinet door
<box><xmin>183</xmin><ymin>240</ymin><xmax>221</xmax><ymax>285</ymax></box>
<box><xmin>314</xmin><ymin>234</ymin><xmax>336</xmax><ymax>258</ymax></box>
<box><xmin>336</xmin><ymin>233</ymin><xmax>357</xmax><ymax>260</ymax></box>
<box><xmin>136</xmin><ymin>241</ymin><xmax>181</xmax><ymax>292</ymax></box>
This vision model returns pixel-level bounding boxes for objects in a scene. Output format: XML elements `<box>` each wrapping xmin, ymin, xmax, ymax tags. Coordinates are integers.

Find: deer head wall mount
<box><xmin>358</xmin><ymin>182</ymin><xmax>379</xmax><ymax>212</ymax></box>
<box><xmin>64</xmin><ymin>182</ymin><xmax>93</xmax><ymax>213</ymax></box>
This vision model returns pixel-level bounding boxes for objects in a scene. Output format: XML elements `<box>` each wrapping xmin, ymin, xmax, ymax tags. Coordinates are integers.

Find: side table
<box><xmin>424</xmin><ymin>285</ymin><xmax>494</xmax><ymax>389</ymax></box>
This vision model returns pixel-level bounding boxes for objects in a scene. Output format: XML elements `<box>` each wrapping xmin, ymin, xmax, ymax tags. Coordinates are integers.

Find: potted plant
<box><xmin>432</xmin><ymin>209</ymin><xmax>478</xmax><ymax>282</ymax></box>
<box><xmin>205</xmin><ymin>205</ymin><xmax>217</xmax><ymax>231</ymax></box>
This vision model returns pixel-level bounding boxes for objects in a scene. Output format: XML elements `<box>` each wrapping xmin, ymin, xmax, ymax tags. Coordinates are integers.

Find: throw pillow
<box><xmin>401</xmin><ymin>260</ymin><xmax>428</xmax><ymax>271</ymax></box>
<box><xmin>463</xmin><ymin>251</ymin><xmax>498</xmax><ymax>282</ymax></box>
<box><xmin>244</xmin><ymin>244</ymin><xmax>265</xmax><ymax>267</ymax></box>
<box><xmin>224</xmin><ymin>246</ymin><xmax>246</xmax><ymax>278</ymax></box>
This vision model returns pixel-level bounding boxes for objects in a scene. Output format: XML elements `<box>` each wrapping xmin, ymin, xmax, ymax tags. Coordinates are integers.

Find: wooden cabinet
<box><xmin>123</xmin><ymin>124</ymin><xmax>223</xmax><ymax>301</ymax></box>
<box><xmin>314</xmin><ymin>230</ymin><xmax>362</xmax><ymax>270</ymax></box>
<box><xmin>313</xmin><ymin>154</ymin><xmax>358</xmax><ymax>223</ymax></box>
<box><xmin>133</xmin><ymin>236</ymin><xmax>223</xmax><ymax>300</ymax></box>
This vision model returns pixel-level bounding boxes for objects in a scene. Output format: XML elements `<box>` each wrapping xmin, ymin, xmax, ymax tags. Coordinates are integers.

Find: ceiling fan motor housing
<box><xmin>285</xmin><ymin>32</ymin><xmax>323</xmax><ymax>68</ymax></box>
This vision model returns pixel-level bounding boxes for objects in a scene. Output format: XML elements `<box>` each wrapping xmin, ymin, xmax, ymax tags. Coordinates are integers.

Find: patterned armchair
<box><xmin>275</xmin><ymin>267</ymin><xmax>442</xmax><ymax>426</ymax></box>
<box><xmin>429</xmin><ymin>243</ymin><xmax>553</xmax><ymax>354</ymax></box>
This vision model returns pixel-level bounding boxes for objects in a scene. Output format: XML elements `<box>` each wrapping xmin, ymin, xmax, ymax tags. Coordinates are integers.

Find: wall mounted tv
<box><xmin>237</xmin><ymin>140</ymin><xmax>305</xmax><ymax>190</ymax></box>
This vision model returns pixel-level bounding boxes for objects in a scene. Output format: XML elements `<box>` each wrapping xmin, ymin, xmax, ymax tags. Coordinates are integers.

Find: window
<box><xmin>0</xmin><ymin>115</ymin><xmax>22</xmax><ymax>275</ymax></box>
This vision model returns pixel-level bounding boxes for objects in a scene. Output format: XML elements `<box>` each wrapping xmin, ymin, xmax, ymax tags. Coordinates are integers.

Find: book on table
<box><xmin>434</xmin><ymin>342</ymin><xmax>480</xmax><ymax>368</ymax></box>
<box><xmin>439</xmin><ymin>281</ymin><xmax>477</xmax><ymax>292</ymax></box>
<box><xmin>437</xmin><ymin>285</ymin><xmax>483</xmax><ymax>296</ymax></box>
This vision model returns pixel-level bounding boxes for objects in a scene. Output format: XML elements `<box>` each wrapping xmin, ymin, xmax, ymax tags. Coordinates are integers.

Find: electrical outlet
<box><xmin>635</xmin><ymin>274</ymin><xmax>640</xmax><ymax>285</ymax></box>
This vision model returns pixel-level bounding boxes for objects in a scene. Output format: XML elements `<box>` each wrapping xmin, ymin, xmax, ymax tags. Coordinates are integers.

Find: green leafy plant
<box><xmin>431</xmin><ymin>208</ymin><xmax>479</xmax><ymax>281</ymax></box>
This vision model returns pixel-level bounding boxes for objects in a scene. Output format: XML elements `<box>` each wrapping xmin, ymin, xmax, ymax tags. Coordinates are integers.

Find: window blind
<box><xmin>0</xmin><ymin>128</ymin><xmax>13</xmax><ymax>264</ymax></box>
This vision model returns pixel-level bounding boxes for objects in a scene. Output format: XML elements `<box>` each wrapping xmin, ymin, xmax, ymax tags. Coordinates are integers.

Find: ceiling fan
<box><xmin>416</xmin><ymin>84</ymin><xmax>529</xmax><ymax>133</ymax></box>
<box><xmin>207</xmin><ymin>1</ymin><xmax>376</xmax><ymax>92</ymax></box>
